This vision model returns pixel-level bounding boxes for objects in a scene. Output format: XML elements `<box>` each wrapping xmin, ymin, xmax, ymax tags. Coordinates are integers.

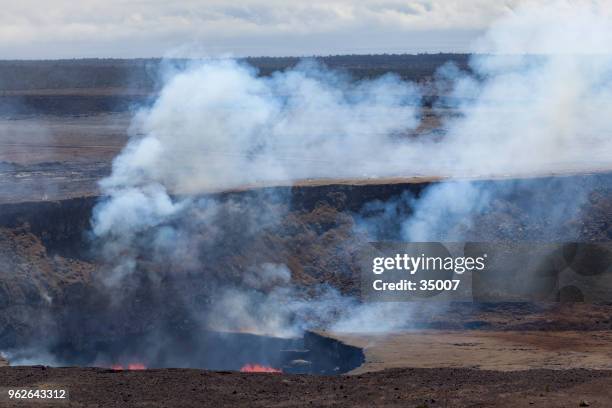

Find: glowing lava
<box><xmin>240</xmin><ymin>363</ymin><xmax>282</xmax><ymax>373</ymax></box>
<box><xmin>111</xmin><ymin>363</ymin><xmax>146</xmax><ymax>371</ymax></box>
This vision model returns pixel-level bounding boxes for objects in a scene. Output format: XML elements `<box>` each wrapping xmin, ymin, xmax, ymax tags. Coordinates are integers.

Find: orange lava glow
<box><xmin>240</xmin><ymin>363</ymin><xmax>282</xmax><ymax>373</ymax></box>
<box><xmin>111</xmin><ymin>362</ymin><xmax>146</xmax><ymax>371</ymax></box>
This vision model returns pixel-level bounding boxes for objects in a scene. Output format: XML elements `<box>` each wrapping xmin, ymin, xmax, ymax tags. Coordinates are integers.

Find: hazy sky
<box><xmin>0</xmin><ymin>0</ymin><xmax>559</xmax><ymax>59</ymax></box>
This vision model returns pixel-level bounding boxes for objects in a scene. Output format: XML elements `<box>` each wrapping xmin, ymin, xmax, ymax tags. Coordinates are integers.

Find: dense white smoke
<box><xmin>399</xmin><ymin>0</ymin><xmax>612</xmax><ymax>242</ymax></box>
<box><xmin>103</xmin><ymin>59</ymin><xmax>421</xmax><ymax>194</ymax></box>
<box><xmin>91</xmin><ymin>0</ymin><xmax>612</xmax><ymax>340</ymax></box>
<box><xmin>93</xmin><ymin>59</ymin><xmax>423</xmax><ymax>270</ymax></box>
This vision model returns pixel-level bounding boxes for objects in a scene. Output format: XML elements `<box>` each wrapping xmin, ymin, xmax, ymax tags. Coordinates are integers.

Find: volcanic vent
<box><xmin>0</xmin><ymin>186</ymin><xmax>378</xmax><ymax>374</ymax></box>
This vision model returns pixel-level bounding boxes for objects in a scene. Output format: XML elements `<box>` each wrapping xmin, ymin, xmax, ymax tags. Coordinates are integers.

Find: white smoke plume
<box><xmin>398</xmin><ymin>0</ymin><xmax>612</xmax><ymax>242</ymax></box>
<box><xmin>101</xmin><ymin>59</ymin><xmax>421</xmax><ymax>194</ymax></box>
<box><xmin>415</xmin><ymin>1</ymin><xmax>612</xmax><ymax>179</ymax></box>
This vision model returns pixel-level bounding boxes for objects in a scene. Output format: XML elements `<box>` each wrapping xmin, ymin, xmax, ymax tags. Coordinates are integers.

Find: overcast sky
<box><xmin>0</xmin><ymin>0</ymin><xmax>553</xmax><ymax>59</ymax></box>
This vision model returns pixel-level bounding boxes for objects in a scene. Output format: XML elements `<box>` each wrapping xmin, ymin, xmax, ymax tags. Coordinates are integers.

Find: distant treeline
<box><xmin>0</xmin><ymin>54</ymin><xmax>470</xmax><ymax>91</ymax></box>
<box><xmin>246</xmin><ymin>54</ymin><xmax>471</xmax><ymax>79</ymax></box>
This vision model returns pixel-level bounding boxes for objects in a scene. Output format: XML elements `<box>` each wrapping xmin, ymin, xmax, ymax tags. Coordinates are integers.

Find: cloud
<box><xmin>0</xmin><ymin>0</ymin><xmax>524</xmax><ymax>58</ymax></box>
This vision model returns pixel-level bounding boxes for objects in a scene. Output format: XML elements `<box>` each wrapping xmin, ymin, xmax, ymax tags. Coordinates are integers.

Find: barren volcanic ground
<box><xmin>0</xmin><ymin>114</ymin><xmax>128</xmax><ymax>203</ymax></box>
<box><xmin>2</xmin><ymin>366</ymin><xmax>612</xmax><ymax>407</ymax></box>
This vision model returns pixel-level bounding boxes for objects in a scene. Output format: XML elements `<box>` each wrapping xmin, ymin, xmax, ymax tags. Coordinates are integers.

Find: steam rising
<box><xmin>101</xmin><ymin>59</ymin><xmax>421</xmax><ymax>195</ymax></box>
<box><xmin>400</xmin><ymin>1</ymin><xmax>612</xmax><ymax>242</ymax></box>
